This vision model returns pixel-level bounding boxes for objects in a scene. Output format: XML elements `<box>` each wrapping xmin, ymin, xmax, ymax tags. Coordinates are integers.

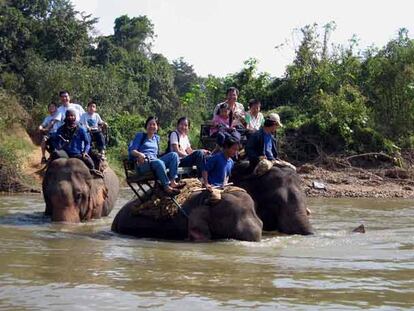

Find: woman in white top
<box><xmin>168</xmin><ymin>117</ymin><xmax>209</xmax><ymax>176</ymax></box>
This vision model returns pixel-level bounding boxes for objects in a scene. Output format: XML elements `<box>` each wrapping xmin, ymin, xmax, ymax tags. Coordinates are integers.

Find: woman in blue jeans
<box><xmin>128</xmin><ymin>116</ymin><xmax>183</xmax><ymax>195</ymax></box>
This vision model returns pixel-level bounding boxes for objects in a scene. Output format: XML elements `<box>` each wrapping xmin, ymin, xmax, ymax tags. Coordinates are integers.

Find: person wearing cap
<box><xmin>246</xmin><ymin>113</ymin><xmax>295</xmax><ymax>171</ymax></box>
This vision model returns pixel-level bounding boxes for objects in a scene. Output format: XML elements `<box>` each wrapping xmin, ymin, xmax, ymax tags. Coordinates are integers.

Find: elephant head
<box><xmin>232</xmin><ymin>162</ymin><xmax>313</xmax><ymax>235</ymax></box>
<box><xmin>111</xmin><ymin>188</ymin><xmax>262</xmax><ymax>242</ymax></box>
<box><xmin>43</xmin><ymin>158</ymin><xmax>119</xmax><ymax>222</ymax></box>
<box><xmin>183</xmin><ymin>189</ymin><xmax>263</xmax><ymax>242</ymax></box>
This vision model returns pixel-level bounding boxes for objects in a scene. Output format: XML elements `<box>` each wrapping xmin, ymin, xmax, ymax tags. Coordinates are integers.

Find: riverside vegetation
<box><xmin>1</xmin><ymin>0</ymin><xmax>413</xmax><ymax>194</ymax></box>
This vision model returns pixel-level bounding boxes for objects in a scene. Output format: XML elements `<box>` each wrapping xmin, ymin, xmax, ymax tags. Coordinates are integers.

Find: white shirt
<box><xmin>54</xmin><ymin>103</ymin><xmax>85</xmax><ymax>127</ymax></box>
<box><xmin>213</xmin><ymin>101</ymin><xmax>245</xmax><ymax>126</ymax></box>
<box><xmin>169</xmin><ymin>131</ymin><xmax>191</xmax><ymax>158</ymax></box>
<box><xmin>40</xmin><ymin>113</ymin><xmax>60</xmax><ymax>133</ymax></box>
<box><xmin>80</xmin><ymin>112</ymin><xmax>103</xmax><ymax>130</ymax></box>
<box><xmin>245</xmin><ymin>111</ymin><xmax>264</xmax><ymax>131</ymax></box>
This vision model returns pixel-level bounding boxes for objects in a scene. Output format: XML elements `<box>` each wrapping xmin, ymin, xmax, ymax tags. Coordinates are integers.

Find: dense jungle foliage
<box><xmin>1</xmin><ymin>0</ymin><xmax>413</xmax><ymax>178</ymax></box>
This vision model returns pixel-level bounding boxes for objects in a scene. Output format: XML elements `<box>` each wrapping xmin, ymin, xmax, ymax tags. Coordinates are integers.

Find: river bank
<box><xmin>298</xmin><ymin>164</ymin><xmax>414</xmax><ymax>199</ymax></box>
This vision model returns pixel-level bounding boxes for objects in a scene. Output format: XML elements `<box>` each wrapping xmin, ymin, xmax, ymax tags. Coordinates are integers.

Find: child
<box><xmin>80</xmin><ymin>100</ymin><xmax>107</xmax><ymax>156</ymax></box>
<box><xmin>210</xmin><ymin>103</ymin><xmax>241</xmax><ymax>151</ymax></box>
<box><xmin>210</xmin><ymin>103</ymin><xmax>231</xmax><ymax>136</ymax></box>
<box><xmin>202</xmin><ymin>137</ymin><xmax>239</xmax><ymax>191</ymax></box>
<box><xmin>245</xmin><ymin>99</ymin><xmax>264</xmax><ymax>131</ymax></box>
<box><xmin>38</xmin><ymin>102</ymin><xmax>59</xmax><ymax>164</ymax></box>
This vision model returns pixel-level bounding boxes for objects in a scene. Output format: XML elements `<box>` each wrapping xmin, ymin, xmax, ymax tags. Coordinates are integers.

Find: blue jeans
<box><xmin>179</xmin><ymin>150</ymin><xmax>206</xmax><ymax>176</ymax></box>
<box><xmin>136</xmin><ymin>152</ymin><xmax>179</xmax><ymax>187</ymax></box>
<box><xmin>216</xmin><ymin>130</ymin><xmax>241</xmax><ymax>146</ymax></box>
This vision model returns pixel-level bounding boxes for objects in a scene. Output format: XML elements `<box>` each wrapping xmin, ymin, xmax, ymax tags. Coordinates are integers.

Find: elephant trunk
<box><xmin>276</xmin><ymin>188</ymin><xmax>313</xmax><ymax>235</ymax></box>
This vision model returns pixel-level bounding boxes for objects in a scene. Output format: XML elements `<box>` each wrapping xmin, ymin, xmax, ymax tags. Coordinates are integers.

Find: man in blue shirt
<box><xmin>202</xmin><ymin>137</ymin><xmax>239</xmax><ymax>191</ymax></box>
<box><xmin>246</xmin><ymin>113</ymin><xmax>282</xmax><ymax>168</ymax></box>
<box><xmin>54</xmin><ymin>109</ymin><xmax>95</xmax><ymax>170</ymax></box>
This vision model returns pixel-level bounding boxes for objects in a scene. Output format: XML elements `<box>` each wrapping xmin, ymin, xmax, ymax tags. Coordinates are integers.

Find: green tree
<box><xmin>172</xmin><ymin>57</ymin><xmax>198</xmax><ymax>96</ymax></box>
<box><xmin>361</xmin><ymin>28</ymin><xmax>414</xmax><ymax>145</ymax></box>
<box><xmin>113</xmin><ymin>15</ymin><xmax>154</xmax><ymax>53</ymax></box>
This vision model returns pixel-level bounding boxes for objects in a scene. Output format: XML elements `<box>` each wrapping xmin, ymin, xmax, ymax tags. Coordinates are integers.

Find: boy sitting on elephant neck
<box><xmin>52</xmin><ymin>109</ymin><xmax>96</xmax><ymax>172</ymax></box>
<box><xmin>202</xmin><ymin>137</ymin><xmax>239</xmax><ymax>192</ymax></box>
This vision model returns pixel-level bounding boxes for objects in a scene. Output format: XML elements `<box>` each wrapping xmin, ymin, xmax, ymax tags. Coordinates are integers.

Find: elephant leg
<box><xmin>188</xmin><ymin>206</ymin><xmax>211</xmax><ymax>241</ymax></box>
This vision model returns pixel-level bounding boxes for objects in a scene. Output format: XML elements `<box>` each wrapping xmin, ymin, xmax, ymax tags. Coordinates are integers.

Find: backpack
<box><xmin>165</xmin><ymin>130</ymin><xmax>180</xmax><ymax>153</ymax></box>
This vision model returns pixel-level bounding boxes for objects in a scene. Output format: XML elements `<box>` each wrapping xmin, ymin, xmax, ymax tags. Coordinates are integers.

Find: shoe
<box><xmin>41</xmin><ymin>157</ymin><xmax>47</xmax><ymax>164</ymax></box>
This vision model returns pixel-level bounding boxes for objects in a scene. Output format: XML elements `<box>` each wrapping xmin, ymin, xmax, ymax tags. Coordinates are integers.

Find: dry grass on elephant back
<box><xmin>131</xmin><ymin>178</ymin><xmax>246</xmax><ymax>219</ymax></box>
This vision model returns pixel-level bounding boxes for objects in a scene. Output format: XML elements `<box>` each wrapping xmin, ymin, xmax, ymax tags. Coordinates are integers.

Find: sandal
<box><xmin>164</xmin><ymin>186</ymin><xmax>180</xmax><ymax>196</ymax></box>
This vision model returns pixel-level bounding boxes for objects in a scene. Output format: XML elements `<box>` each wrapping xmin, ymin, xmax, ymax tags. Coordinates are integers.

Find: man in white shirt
<box><xmin>53</xmin><ymin>90</ymin><xmax>85</xmax><ymax>127</ymax></box>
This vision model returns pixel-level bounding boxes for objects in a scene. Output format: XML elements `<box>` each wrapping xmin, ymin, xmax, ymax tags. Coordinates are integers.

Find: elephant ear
<box><xmin>80</xmin><ymin>177</ymin><xmax>107</xmax><ymax>221</ymax></box>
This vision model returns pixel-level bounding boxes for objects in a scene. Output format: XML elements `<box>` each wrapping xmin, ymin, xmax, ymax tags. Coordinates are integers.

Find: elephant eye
<box><xmin>75</xmin><ymin>192</ymin><xmax>84</xmax><ymax>203</ymax></box>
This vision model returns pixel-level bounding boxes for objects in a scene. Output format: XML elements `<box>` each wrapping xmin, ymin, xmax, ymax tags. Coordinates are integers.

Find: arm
<box><xmin>169</xmin><ymin>132</ymin><xmax>187</xmax><ymax>157</ymax></box>
<box><xmin>82</xmin><ymin>128</ymin><xmax>91</xmax><ymax>154</ymax></box>
<box><xmin>202</xmin><ymin>170</ymin><xmax>212</xmax><ymax>192</ymax></box>
<box><xmin>224</xmin><ymin>161</ymin><xmax>234</xmax><ymax>186</ymax></box>
<box><xmin>96</xmin><ymin>113</ymin><xmax>107</xmax><ymax>128</ymax></box>
<box><xmin>202</xmin><ymin>156</ymin><xmax>216</xmax><ymax>191</ymax></box>
<box><xmin>271</xmin><ymin>136</ymin><xmax>279</xmax><ymax>159</ymax></box>
<box><xmin>128</xmin><ymin>133</ymin><xmax>146</xmax><ymax>164</ymax></box>
<box><xmin>171</xmin><ymin>143</ymin><xmax>188</xmax><ymax>158</ymax></box>
<box><xmin>44</xmin><ymin>121</ymin><xmax>55</xmax><ymax>132</ymax></box>
<box><xmin>39</xmin><ymin>117</ymin><xmax>50</xmax><ymax>133</ymax></box>
<box><xmin>212</xmin><ymin>103</ymin><xmax>220</xmax><ymax>118</ymax></box>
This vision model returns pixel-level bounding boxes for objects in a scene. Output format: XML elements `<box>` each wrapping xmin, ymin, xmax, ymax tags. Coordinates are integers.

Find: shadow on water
<box><xmin>0</xmin><ymin>211</ymin><xmax>48</xmax><ymax>226</ymax></box>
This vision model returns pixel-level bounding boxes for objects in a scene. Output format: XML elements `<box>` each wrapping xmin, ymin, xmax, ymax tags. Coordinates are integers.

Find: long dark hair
<box><xmin>177</xmin><ymin>116</ymin><xmax>190</xmax><ymax>128</ymax></box>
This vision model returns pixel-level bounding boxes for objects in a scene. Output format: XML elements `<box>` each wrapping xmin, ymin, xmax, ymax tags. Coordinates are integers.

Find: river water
<box><xmin>0</xmin><ymin>189</ymin><xmax>413</xmax><ymax>310</ymax></box>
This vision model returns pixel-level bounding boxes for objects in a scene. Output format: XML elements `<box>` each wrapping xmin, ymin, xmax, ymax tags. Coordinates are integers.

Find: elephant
<box><xmin>231</xmin><ymin>161</ymin><xmax>313</xmax><ymax>235</ymax></box>
<box><xmin>43</xmin><ymin>158</ymin><xmax>119</xmax><ymax>222</ymax></box>
<box><xmin>111</xmin><ymin>187</ymin><xmax>263</xmax><ymax>242</ymax></box>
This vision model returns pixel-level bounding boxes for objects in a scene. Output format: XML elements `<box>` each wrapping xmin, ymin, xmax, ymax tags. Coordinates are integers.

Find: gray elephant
<box><xmin>111</xmin><ymin>188</ymin><xmax>263</xmax><ymax>242</ymax></box>
<box><xmin>231</xmin><ymin>161</ymin><xmax>313</xmax><ymax>235</ymax></box>
<box><xmin>43</xmin><ymin>158</ymin><xmax>119</xmax><ymax>222</ymax></box>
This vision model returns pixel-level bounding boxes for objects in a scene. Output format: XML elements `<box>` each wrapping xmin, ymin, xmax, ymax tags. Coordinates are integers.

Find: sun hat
<box><xmin>266</xmin><ymin>113</ymin><xmax>283</xmax><ymax>127</ymax></box>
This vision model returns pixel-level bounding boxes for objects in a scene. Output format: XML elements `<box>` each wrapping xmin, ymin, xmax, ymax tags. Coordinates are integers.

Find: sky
<box><xmin>71</xmin><ymin>0</ymin><xmax>414</xmax><ymax>78</ymax></box>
